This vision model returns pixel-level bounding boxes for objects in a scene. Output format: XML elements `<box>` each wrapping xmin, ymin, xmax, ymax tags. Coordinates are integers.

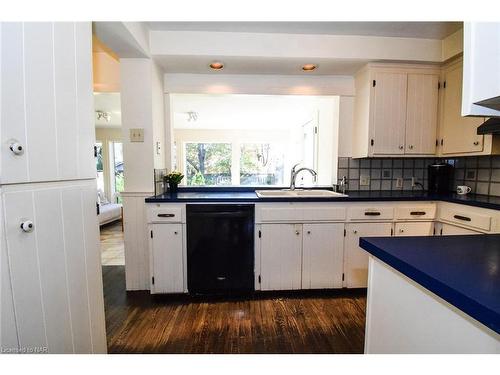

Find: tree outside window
<box><xmin>185</xmin><ymin>143</ymin><xmax>232</xmax><ymax>185</ymax></box>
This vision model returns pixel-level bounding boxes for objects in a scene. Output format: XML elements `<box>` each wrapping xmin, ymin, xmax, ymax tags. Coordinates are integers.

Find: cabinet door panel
<box><xmin>260</xmin><ymin>224</ymin><xmax>302</xmax><ymax>291</ymax></box>
<box><xmin>151</xmin><ymin>223</ymin><xmax>184</xmax><ymax>293</ymax></box>
<box><xmin>302</xmin><ymin>223</ymin><xmax>344</xmax><ymax>289</ymax></box>
<box><xmin>345</xmin><ymin>223</ymin><xmax>393</xmax><ymax>288</ymax></box>
<box><xmin>440</xmin><ymin>223</ymin><xmax>481</xmax><ymax>235</ymax></box>
<box><xmin>371</xmin><ymin>72</ymin><xmax>407</xmax><ymax>155</ymax></box>
<box><xmin>395</xmin><ymin>222</ymin><xmax>435</xmax><ymax>236</ymax></box>
<box><xmin>441</xmin><ymin>64</ymin><xmax>484</xmax><ymax>155</ymax></box>
<box><xmin>405</xmin><ymin>73</ymin><xmax>439</xmax><ymax>155</ymax></box>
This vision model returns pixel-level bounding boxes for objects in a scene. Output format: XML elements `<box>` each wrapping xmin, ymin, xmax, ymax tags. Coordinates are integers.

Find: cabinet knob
<box><xmin>174</xmin><ymin>231</ymin><xmax>178</xmax><ymax>235</ymax></box>
<box><xmin>399</xmin><ymin>229</ymin><xmax>404</xmax><ymax>233</ymax></box>
<box><xmin>20</xmin><ymin>220</ymin><xmax>34</xmax><ymax>233</ymax></box>
<box><xmin>307</xmin><ymin>230</ymin><xmax>311</xmax><ymax>235</ymax></box>
<box><xmin>399</xmin><ymin>145</ymin><xmax>404</xmax><ymax>150</ymax></box>
<box><xmin>408</xmin><ymin>145</ymin><xmax>414</xmax><ymax>150</ymax></box>
<box><xmin>353</xmin><ymin>230</ymin><xmax>358</xmax><ymax>234</ymax></box>
<box><xmin>295</xmin><ymin>230</ymin><xmax>300</xmax><ymax>235</ymax></box>
<box><xmin>473</xmin><ymin>141</ymin><xmax>479</xmax><ymax>146</ymax></box>
<box><xmin>9</xmin><ymin>142</ymin><xmax>24</xmax><ymax>155</ymax></box>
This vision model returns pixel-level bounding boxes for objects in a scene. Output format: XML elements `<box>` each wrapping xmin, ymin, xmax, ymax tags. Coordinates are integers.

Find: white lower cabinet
<box><xmin>302</xmin><ymin>223</ymin><xmax>344</xmax><ymax>289</ymax></box>
<box><xmin>344</xmin><ymin>222</ymin><xmax>393</xmax><ymax>288</ymax></box>
<box><xmin>259</xmin><ymin>224</ymin><xmax>302</xmax><ymax>291</ymax></box>
<box><xmin>439</xmin><ymin>223</ymin><xmax>481</xmax><ymax>235</ymax></box>
<box><xmin>150</xmin><ymin>223</ymin><xmax>185</xmax><ymax>294</ymax></box>
<box><xmin>394</xmin><ymin>222</ymin><xmax>435</xmax><ymax>236</ymax></box>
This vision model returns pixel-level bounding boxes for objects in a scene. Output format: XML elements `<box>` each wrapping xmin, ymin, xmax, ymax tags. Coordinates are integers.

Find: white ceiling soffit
<box><xmin>146</xmin><ymin>22</ymin><xmax>462</xmax><ymax>40</ymax></box>
<box><xmin>155</xmin><ymin>56</ymin><xmax>366</xmax><ymax>75</ymax></box>
<box><xmin>93</xmin><ymin>22</ymin><xmax>150</xmax><ymax>58</ymax></box>
<box><xmin>94</xmin><ymin>92</ymin><xmax>122</xmax><ymax>128</ymax></box>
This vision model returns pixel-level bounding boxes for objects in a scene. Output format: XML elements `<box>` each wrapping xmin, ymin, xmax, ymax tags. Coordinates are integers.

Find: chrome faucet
<box><xmin>290</xmin><ymin>163</ymin><xmax>317</xmax><ymax>190</ymax></box>
<box><xmin>339</xmin><ymin>176</ymin><xmax>348</xmax><ymax>194</ymax></box>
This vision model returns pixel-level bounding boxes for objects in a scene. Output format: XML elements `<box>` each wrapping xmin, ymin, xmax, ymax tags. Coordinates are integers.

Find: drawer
<box><xmin>348</xmin><ymin>206</ymin><xmax>394</xmax><ymax>221</ymax></box>
<box><xmin>440</xmin><ymin>207</ymin><xmax>491</xmax><ymax>231</ymax></box>
<box><xmin>259</xmin><ymin>207</ymin><xmax>346</xmax><ymax>222</ymax></box>
<box><xmin>148</xmin><ymin>206</ymin><xmax>183</xmax><ymax>223</ymax></box>
<box><xmin>395</xmin><ymin>205</ymin><xmax>436</xmax><ymax>220</ymax></box>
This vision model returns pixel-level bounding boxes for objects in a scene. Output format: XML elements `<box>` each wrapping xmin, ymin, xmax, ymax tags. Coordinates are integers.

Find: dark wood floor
<box><xmin>102</xmin><ymin>265</ymin><xmax>367</xmax><ymax>354</ymax></box>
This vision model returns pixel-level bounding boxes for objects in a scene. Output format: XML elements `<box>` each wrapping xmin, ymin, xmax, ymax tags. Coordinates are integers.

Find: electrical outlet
<box><xmin>360</xmin><ymin>175</ymin><xmax>370</xmax><ymax>186</ymax></box>
<box><xmin>130</xmin><ymin>128</ymin><xmax>144</xmax><ymax>142</ymax></box>
<box><xmin>396</xmin><ymin>177</ymin><xmax>403</xmax><ymax>188</ymax></box>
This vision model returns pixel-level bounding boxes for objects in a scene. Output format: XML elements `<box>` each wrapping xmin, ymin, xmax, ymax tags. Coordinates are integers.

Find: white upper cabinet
<box><xmin>405</xmin><ymin>73</ymin><xmax>439</xmax><ymax>155</ymax></box>
<box><xmin>438</xmin><ymin>59</ymin><xmax>500</xmax><ymax>156</ymax></box>
<box><xmin>1</xmin><ymin>22</ymin><xmax>96</xmax><ymax>184</ymax></box>
<box><xmin>462</xmin><ymin>22</ymin><xmax>500</xmax><ymax>116</ymax></box>
<box><xmin>353</xmin><ymin>64</ymin><xmax>440</xmax><ymax>158</ymax></box>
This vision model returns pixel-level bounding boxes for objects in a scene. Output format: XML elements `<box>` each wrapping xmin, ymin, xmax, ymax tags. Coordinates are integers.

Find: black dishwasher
<box><xmin>186</xmin><ymin>204</ymin><xmax>254</xmax><ymax>295</ymax></box>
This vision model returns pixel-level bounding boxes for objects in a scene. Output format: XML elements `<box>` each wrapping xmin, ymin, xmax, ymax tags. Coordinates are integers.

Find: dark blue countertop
<box><xmin>359</xmin><ymin>235</ymin><xmax>500</xmax><ymax>334</ymax></box>
<box><xmin>145</xmin><ymin>188</ymin><xmax>500</xmax><ymax>210</ymax></box>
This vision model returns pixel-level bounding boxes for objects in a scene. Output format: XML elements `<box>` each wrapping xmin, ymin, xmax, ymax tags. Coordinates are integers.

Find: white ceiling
<box><xmin>94</xmin><ymin>92</ymin><xmax>121</xmax><ymax>128</ymax></box>
<box><xmin>146</xmin><ymin>22</ymin><xmax>462</xmax><ymax>40</ymax></box>
<box><xmin>155</xmin><ymin>55</ymin><xmax>366</xmax><ymax>75</ymax></box>
<box><xmin>171</xmin><ymin>93</ymin><xmax>333</xmax><ymax>130</ymax></box>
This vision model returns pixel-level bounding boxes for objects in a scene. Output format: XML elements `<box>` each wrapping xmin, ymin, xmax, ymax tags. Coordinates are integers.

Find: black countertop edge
<box><xmin>145</xmin><ymin>190</ymin><xmax>500</xmax><ymax>211</ymax></box>
<box><xmin>359</xmin><ymin>236</ymin><xmax>500</xmax><ymax>335</ymax></box>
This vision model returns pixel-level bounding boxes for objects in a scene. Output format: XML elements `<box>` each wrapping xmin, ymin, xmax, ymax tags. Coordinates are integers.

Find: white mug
<box><xmin>456</xmin><ymin>185</ymin><xmax>471</xmax><ymax>195</ymax></box>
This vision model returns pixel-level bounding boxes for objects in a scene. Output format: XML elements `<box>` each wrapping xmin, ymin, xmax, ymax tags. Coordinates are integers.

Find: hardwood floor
<box><xmin>103</xmin><ymin>265</ymin><xmax>367</xmax><ymax>354</ymax></box>
<box><xmin>100</xmin><ymin>221</ymin><xmax>125</xmax><ymax>266</ymax></box>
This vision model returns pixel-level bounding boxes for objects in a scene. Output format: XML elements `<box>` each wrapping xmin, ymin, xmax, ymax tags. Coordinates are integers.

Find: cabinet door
<box><xmin>150</xmin><ymin>223</ymin><xmax>184</xmax><ymax>294</ymax></box>
<box><xmin>345</xmin><ymin>222</ymin><xmax>393</xmax><ymax>288</ymax></box>
<box><xmin>440</xmin><ymin>223</ymin><xmax>481</xmax><ymax>235</ymax></box>
<box><xmin>1</xmin><ymin>22</ymin><xmax>95</xmax><ymax>184</ymax></box>
<box><xmin>371</xmin><ymin>72</ymin><xmax>407</xmax><ymax>155</ymax></box>
<box><xmin>441</xmin><ymin>63</ymin><xmax>484</xmax><ymax>155</ymax></box>
<box><xmin>394</xmin><ymin>222</ymin><xmax>435</xmax><ymax>236</ymax></box>
<box><xmin>405</xmin><ymin>73</ymin><xmax>439</xmax><ymax>155</ymax></box>
<box><xmin>260</xmin><ymin>224</ymin><xmax>302</xmax><ymax>291</ymax></box>
<box><xmin>302</xmin><ymin>223</ymin><xmax>344</xmax><ymax>289</ymax></box>
<box><xmin>2</xmin><ymin>181</ymin><xmax>105</xmax><ymax>353</ymax></box>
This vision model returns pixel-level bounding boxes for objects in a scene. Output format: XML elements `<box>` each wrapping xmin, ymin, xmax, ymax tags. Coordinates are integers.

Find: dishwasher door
<box><xmin>186</xmin><ymin>204</ymin><xmax>255</xmax><ymax>294</ymax></box>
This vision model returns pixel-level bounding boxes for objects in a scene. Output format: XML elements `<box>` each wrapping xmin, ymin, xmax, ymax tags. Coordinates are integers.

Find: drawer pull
<box><xmin>454</xmin><ymin>215</ymin><xmax>471</xmax><ymax>222</ymax></box>
<box><xmin>157</xmin><ymin>213</ymin><xmax>175</xmax><ymax>218</ymax></box>
<box><xmin>410</xmin><ymin>211</ymin><xmax>426</xmax><ymax>216</ymax></box>
<box><xmin>364</xmin><ymin>211</ymin><xmax>381</xmax><ymax>216</ymax></box>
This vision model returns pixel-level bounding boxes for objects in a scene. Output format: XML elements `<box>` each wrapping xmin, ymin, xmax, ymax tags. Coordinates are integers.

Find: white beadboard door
<box><xmin>150</xmin><ymin>224</ymin><xmax>184</xmax><ymax>294</ymax></box>
<box><xmin>344</xmin><ymin>223</ymin><xmax>393</xmax><ymax>288</ymax></box>
<box><xmin>301</xmin><ymin>223</ymin><xmax>344</xmax><ymax>289</ymax></box>
<box><xmin>370</xmin><ymin>72</ymin><xmax>407</xmax><ymax>155</ymax></box>
<box><xmin>0</xmin><ymin>22</ymin><xmax>95</xmax><ymax>184</ymax></box>
<box><xmin>0</xmin><ymin>189</ymin><xmax>19</xmax><ymax>352</ymax></box>
<box><xmin>405</xmin><ymin>73</ymin><xmax>439</xmax><ymax>155</ymax></box>
<box><xmin>2</xmin><ymin>181</ymin><xmax>106</xmax><ymax>353</ymax></box>
<box><xmin>260</xmin><ymin>224</ymin><xmax>302</xmax><ymax>291</ymax></box>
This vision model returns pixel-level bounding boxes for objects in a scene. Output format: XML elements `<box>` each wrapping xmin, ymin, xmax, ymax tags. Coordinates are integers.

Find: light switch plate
<box><xmin>130</xmin><ymin>128</ymin><xmax>144</xmax><ymax>142</ymax></box>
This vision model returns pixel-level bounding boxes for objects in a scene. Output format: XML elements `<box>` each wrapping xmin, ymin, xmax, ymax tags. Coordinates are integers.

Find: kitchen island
<box><xmin>360</xmin><ymin>235</ymin><xmax>500</xmax><ymax>353</ymax></box>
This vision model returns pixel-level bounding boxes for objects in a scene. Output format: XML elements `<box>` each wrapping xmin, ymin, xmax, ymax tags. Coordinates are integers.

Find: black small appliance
<box><xmin>428</xmin><ymin>163</ymin><xmax>453</xmax><ymax>194</ymax></box>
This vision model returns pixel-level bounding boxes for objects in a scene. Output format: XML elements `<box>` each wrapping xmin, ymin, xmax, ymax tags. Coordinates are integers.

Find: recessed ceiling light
<box><xmin>302</xmin><ymin>64</ymin><xmax>317</xmax><ymax>71</ymax></box>
<box><xmin>209</xmin><ymin>61</ymin><xmax>224</xmax><ymax>70</ymax></box>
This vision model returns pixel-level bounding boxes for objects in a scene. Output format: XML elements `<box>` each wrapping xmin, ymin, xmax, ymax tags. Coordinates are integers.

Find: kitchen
<box><xmin>1</xmin><ymin>4</ymin><xmax>499</xmax><ymax>373</ymax></box>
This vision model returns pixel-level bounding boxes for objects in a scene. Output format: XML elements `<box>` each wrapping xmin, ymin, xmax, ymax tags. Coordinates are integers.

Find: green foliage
<box><xmin>190</xmin><ymin>171</ymin><xmax>206</xmax><ymax>185</ymax></box>
<box><xmin>185</xmin><ymin>143</ymin><xmax>232</xmax><ymax>185</ymax></box>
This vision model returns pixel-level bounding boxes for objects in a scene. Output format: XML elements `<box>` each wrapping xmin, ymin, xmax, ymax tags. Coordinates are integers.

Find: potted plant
<box><xmin>164</xmin><ymin>171</ymin><xmax>184</xmax><ymax>197</ymax></box>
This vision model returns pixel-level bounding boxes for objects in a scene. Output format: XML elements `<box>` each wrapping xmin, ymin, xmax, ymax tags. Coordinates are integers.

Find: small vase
<box><xmin>169</xmin><ymin>182</ymin><xmax>178</xmax><ymax>197</ymax></box>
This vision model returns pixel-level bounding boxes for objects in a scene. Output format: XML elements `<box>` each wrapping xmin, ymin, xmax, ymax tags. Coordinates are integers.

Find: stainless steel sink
<box><xmin>255</xmin><ymin>189</ymin><xmax>347</xmax><ymax>198</ymax></box>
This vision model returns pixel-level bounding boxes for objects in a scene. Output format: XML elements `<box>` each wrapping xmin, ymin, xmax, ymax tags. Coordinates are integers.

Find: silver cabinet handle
<box><xmin>9</xmin><ymin>142</ymin><xmax>24</xmax><ymax>155</ymax></box>
<box><xmin>20</xmin><ymin>220</ymin><xmax>34</xmax><ymax>233</ymax></box>
<box><xmin>295</xmin><ymin>230</ymin><xmax>300</xmax><ymax>235</ymax></box>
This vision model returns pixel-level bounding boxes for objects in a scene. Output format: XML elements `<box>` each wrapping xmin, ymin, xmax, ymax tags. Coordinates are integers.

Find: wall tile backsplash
<box><xmin>337</xmin><ymin>155</ymin><xmax>500</xmax><ymax>197</ymax></box>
